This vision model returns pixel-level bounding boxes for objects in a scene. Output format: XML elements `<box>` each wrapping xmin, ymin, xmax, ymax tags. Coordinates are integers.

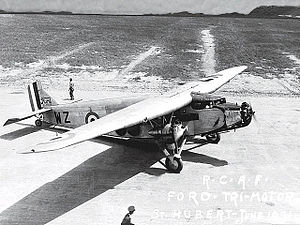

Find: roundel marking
<box><xmin>85</xmin><ymin>111</ymin><xmax>99</xmax><ymax>124</ymax></box>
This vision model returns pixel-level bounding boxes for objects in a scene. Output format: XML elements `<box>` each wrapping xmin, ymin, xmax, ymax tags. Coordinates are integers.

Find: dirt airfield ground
<box><xmin>1</xmin><ymin>14</ymin><xmax>299</xmax><ymax>225</ymax></box>
<box><xmin>0</xmin><ymin>85</ymin><xmax>300</xmax><ymax>225</ymax></box>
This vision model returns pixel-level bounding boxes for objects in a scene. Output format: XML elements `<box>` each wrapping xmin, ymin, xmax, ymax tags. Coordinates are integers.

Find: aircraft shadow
<box><xmin>0</xmin><ymin>128</ymin><xmax>227</xmax><ymax>224</ymax></box>
<box><xmin>0</xmin><ymin>123</ymin><xmax>68</xmax><ymax>141</ymax></box>
<box><xmin>184</xmin><ymin>139</ymin><xmax>228</xmax><ymax>167</ymax></box>
<box><xmin>142</xmin><ymin>150</ymin><xmax>228</xmax><ymax>176</ymax></box>
<box><xmin>182</xmin><ymin>151</ymin><xmax>228</xmax><ymax>167</ymax></box>
<box><xmin>0</xmin><ymin>126</ymin><xmax>42</xmax><ymax>140</ymax></box>
<box><xmin>0</xmin><ymin>139</ymin><xmax>163</xmax><ymax>225</ymax></box>
<box><xmin>144</xmin><ymin>139</ymin><xmax>228</xmax><ymax>175</ymax></box>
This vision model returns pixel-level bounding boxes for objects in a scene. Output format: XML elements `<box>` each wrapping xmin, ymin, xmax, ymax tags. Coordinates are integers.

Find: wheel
<box><xmin>206</xmin><ymin>133</ymin><xmax>220</xmax><ymax>144</ymax></box>
<box><xmin>35</xmin><ymin>119</ymin><xmax>42</xmax><ymax>127</ymax></box>
<box><xmin>165</xmin><ymin>157</ymin><xmax>183</xmax><ymax>173</ymax></box>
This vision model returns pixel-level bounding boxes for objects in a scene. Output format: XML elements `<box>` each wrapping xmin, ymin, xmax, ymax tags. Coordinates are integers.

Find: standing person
<box><xmin>69</xmin><ymin>78</ymin><xmax>74</xmax><ymax>100</ymax></box>
<box><xmin>121</xmin><ymin>206</ymin><xmax>135</xmax><ymax>225</ymax></box>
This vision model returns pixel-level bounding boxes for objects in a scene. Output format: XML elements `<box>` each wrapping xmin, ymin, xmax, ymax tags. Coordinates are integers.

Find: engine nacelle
<box><xmin>148</xmin><ymin>122</ymin><xmax>186</xmax><ymax>144</ymax></box>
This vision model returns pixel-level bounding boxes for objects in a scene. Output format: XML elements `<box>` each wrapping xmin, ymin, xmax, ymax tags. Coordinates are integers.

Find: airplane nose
<box><xmin>240</xmin><ymin>102</ymin><xmax>254</xmax><ymax>126</ymax></box>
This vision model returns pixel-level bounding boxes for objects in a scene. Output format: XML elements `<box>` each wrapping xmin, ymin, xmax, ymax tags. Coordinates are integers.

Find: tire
<box><xmin>165</xmin><ymin>157</ymin><xmax>183</xmax><ymax>173</ymax></box>
<box><xmin>35</xmin><ymin>119</ymin><xmax>42</xmax><ymax>127</ymax></box>
<box><xmin>206</xmin><ymin>133</ymin><xmax>220</xmax><ymax>144</ymax></box>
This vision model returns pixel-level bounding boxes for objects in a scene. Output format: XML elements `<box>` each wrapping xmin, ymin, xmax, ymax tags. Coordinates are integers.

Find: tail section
<box><xmin>28</xmin><ymin>81</ymin><xmax>58</xmax><ymax>111</ymax></box>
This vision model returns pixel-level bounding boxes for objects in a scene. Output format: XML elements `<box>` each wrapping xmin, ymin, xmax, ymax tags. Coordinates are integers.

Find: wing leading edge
<box><xmin>18</xmin><ymin>66</ymin><xmax>247</xmax><ymax>153</ymax></box>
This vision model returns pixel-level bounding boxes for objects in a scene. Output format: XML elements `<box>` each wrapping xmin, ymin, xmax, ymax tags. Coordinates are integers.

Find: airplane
<box><xmin>3</xmin><ymin>66</ymin><xmax>254</xmax><ymax>173</ymax></box>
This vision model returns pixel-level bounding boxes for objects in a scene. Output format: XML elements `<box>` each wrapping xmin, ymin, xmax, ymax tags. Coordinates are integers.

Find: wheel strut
<box><xmin>157</xmin><ymin>137</ymin><xmax>186</xmax><ymax>173</ymax></box>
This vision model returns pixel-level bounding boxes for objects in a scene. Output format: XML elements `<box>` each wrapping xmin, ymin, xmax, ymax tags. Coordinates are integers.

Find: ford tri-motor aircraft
<box><xmin>4</xmin><ymin>66</ymin><xmax>254</xmax><ymax>173</ymax></box>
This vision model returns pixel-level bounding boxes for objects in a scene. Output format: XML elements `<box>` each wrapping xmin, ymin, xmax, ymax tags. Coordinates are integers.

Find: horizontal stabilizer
<box><xmin>3</xmin><ymin>108</ymin><xmax>51</xmax><ymax>126</ymax></box>
<box><xmin>4</xmin><ymin>117</ymin><xmax>31</xmax><ymax>126</ymax></box>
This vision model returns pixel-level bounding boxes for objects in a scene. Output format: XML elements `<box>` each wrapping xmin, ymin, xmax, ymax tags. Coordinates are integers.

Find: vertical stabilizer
<box><xmin>28</xmin><ymin>81</ymin><xmax>58</xmax><ymax>111</ymax></box>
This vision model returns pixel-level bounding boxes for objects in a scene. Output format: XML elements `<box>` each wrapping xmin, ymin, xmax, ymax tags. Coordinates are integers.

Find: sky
<box><xmin>0</xmin><ymin>0</ymin><xmax>299</xmax><ymax>14</ymax></box>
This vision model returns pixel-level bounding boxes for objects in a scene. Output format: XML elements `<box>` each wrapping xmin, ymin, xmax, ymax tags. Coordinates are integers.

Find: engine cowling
<box><xmin>148</xmin><ymin>122</ymin><xmax>186</xmax><ymax>143</ymax></box>
<box><xmin>240</xmin><ymin>102</ymin><xmax>254</xmax><ymax>126</ymax></box>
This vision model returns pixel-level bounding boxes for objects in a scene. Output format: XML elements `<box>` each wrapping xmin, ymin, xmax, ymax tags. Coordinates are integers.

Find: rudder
<box><xmin>28</xmin><ymin>81</ymin><xmax>58</xmax><ymax>111</ymax></box>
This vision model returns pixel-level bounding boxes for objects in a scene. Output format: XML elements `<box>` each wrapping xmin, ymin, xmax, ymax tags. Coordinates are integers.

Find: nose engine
<box><xmin>240</xmin><ymin>102</ymin><xmax>255</xmax><ymax>126</ymax></box>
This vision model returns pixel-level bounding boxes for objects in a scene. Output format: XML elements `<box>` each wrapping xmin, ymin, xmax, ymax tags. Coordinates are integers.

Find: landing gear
<box><xmin>151</xmin><ymin>115</ymin><xmax>188</xmax><ymax>173</ymax></box>
<box><xmin>206</xmin><ymin>133</ymin><xmax>220</xmax><ymax>144</ymax></box>
<box><xmin>35</xmin><ymin>119</ymin><xmax>42</xmax><ymax>127</ymax></box>
<box><xmin>165</xmin><ymin>156</ymin><xmax>183</xmax><ymax>173</ymax></box>
<box><xmin>158</xmin><ymin>126</ymin><xmax>187</xmax><ymax>173</ymax></box>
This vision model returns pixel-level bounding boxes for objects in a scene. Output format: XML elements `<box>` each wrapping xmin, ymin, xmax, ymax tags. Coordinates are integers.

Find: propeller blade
<box><xmin>252</xmin><ymin>111</ymin><xmax>257</xmax><ymax>121</ymax></box>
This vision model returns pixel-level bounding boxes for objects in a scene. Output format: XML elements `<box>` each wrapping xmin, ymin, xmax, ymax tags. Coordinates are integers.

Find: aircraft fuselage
<box><xmin>42</xmin><ymin>95</ymin><xmax>248</xmax><ymax>140</ymax></box>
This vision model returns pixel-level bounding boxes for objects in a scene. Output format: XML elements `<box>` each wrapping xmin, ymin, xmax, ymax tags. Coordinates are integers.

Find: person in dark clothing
<box><xmin>121</xmin><ymin>206</ymin><xmax>135</xmax><ymax>225</ymax></box>
<box><xmin>69</xmin><ymin>78</ymin><xmax>74</xmax><ymax>100</ymax></box>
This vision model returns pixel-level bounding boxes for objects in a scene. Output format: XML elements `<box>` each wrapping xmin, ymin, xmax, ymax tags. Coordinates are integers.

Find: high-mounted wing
<box><xmin>169</xmin><ymin>66</ymin><xmax>247</xmax><ymax>96</ymax></box>
<box><xmin>18</xmin><ymin>66</ymin><xmax>247</xmax><ymax>153</ymax></box>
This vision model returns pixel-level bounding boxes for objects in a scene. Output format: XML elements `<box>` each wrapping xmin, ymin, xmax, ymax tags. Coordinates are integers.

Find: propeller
<box><xmin>247</xmin><ymin>102</ymin><xmax>257</xmax><ymax>123</ymax></box>
<box><xmin>252</xmin><ymin>110</ymin><xmax>257</xmax><ymax>122</ymax></box>
<box><xmin>244</xmin><ymin>102</ymin><xmax>262</xmax><ymax>134</ymax></box>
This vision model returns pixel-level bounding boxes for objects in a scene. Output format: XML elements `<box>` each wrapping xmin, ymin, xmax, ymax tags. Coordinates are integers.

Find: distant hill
<box><xmin>0</xmin><ymin>5</ymin><xmax>299</xmax><ymax>19</ymax></box>
<box><xmin>249</xmin><ymin>5</ymin><xmax>300</xmax><ymax>18</ymax></box>
<box><xmin>217</xmin><ymin>12</ymin><xmax>246</xmax><ymax>18</ymax></box>
<box><xmin>42</xmin><ymin>11</ymin><xmax>73</xmax><ymax>15</ymax></box>
<box><xmin>0</xmin><ymin>10</ymin><xmax>73</xmax><ymax>15</ymax></box>
<box><xmin>144</xmin><ymin>11</ymin><xmax>204</xmax><ymax>17</ymax></box>
<box><xmin>144</xmin><ymin>6</ymin><xmax>299</xmax><ymax>19</ymax></box>
<box><xmin>144</xmin><ymin>11</ymin><xmax>246</xmax><ymax>18</ymax></box>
